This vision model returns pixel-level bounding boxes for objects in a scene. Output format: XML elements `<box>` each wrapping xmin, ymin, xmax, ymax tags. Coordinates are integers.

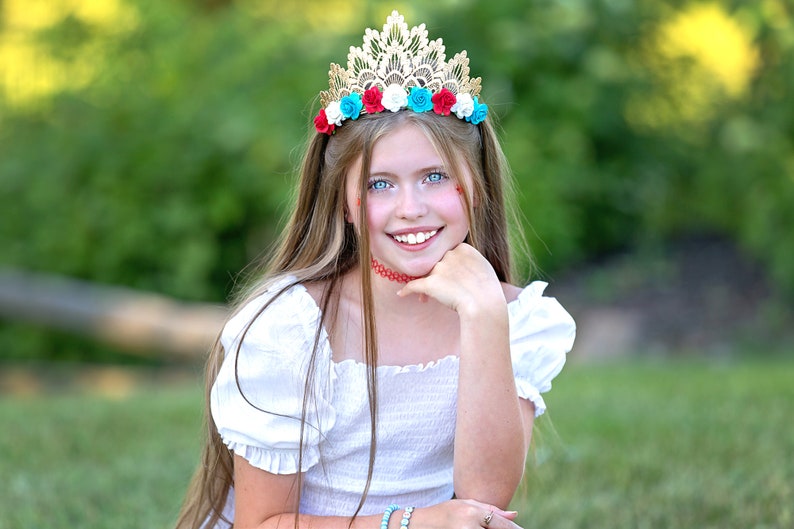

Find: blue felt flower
<box><xmin>407</xmin><ymin>87</ymin><xmax>433</xmax><ymax>113</ymax></box>
<box><xmin>465</xmin><ymin>97</ymin><xmax>488</xmax><ymax>125</ymax></box>
<box><xmin>340</xmin><ymin>93</ymin><xmax>364</xmax><ymax>120</ymax></box>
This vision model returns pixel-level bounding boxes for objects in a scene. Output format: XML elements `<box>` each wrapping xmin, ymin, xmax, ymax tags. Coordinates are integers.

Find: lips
<box><xmin>391</xmin><ymin>229</ymin><xmax>438</xmax><ymax>245</ymax></box>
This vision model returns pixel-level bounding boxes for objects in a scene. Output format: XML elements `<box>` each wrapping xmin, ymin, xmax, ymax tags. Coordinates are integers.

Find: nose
<box><xmin>395</xmin><ymin>185</ymin><xmax>427</xmax><ymax>219</ymax></box>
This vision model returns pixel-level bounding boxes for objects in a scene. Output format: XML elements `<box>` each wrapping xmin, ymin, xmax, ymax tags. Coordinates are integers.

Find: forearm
<box><xmin>255</xmin><ymin>512</ymin><xmax>383</xmax><ymax>529</ymax></box>
<box><xmin>232</xmin><ymin>459</ymin><xmax>386</xmax><ymax>529</ymax></box>
<box><xmin>453</xmin><ymin>304</ymin><xmax>528</xmax><ymax>507</ymax></box>
<box><xmin>257</xmin><ymin>501</ymin><xmax>522</xmax><ymax>529</ymax></box>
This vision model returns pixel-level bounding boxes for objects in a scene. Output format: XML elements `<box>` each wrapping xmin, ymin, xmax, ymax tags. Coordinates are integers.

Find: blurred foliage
<box><xmin>1</xmin><ymin>0</ymin><xmax>794</xmax><ymax>360</ymax></box>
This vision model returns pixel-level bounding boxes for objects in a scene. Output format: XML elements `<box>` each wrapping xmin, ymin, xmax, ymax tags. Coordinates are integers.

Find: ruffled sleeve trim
<box><xmin>507</xmin><ymin>281</ymin><xmax>576</xmax><ymax>417</ymax></box>
<box><xmin>225</xmin><ymin>440</ymin><xmax>321</xmax><ymax>475</ymax></box>
<box><xmin>514</xmin><ymin>378</ymin><xmax>546</xmax><ymax>416</ymax></box>
<box><xmin>211</xmin><ymin>276</ymin><xmax>335</xmax><ymax>474</ymax></box>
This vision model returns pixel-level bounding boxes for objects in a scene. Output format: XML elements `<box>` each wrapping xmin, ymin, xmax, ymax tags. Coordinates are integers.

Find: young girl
<box><xmin>176</xmin><ymin>11</ymin><xmax>575</xmax><ymax>529</ymax></box>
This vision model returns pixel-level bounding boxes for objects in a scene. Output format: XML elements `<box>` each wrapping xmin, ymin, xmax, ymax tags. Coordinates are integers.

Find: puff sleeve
<box><xmin>210</xmin><ymin>280</ymin><xmax>335</xmax><ymax>474</ymax></box>
<box><xmin>508</xmin><ymin>281</ymin><xmax>576</xmax><ymax>417</ymax></box>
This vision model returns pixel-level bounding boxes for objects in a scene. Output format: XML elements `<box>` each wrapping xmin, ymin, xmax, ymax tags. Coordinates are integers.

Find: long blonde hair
<box><xmin>174</xmin><ymin>109</ymin><xmax>524</xmax><ymax>528</ymax></box>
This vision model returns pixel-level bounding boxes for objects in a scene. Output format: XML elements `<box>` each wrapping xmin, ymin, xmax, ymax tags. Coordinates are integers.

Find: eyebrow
<box><xmin>367</xmin><ymin>165</ymin><xmax>447</xmax><ymax>178</ymax></box>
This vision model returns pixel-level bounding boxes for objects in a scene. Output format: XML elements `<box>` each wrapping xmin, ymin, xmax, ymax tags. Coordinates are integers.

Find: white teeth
<box><xmin>394</xmin><ymin>230</ymin><xmax>437</xmax><ymax>245</ymax></box>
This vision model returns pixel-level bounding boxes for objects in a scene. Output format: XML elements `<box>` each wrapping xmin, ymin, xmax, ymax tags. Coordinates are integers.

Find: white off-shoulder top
<box><xmin>209</xmin><ymin>277</ymin><xmax>575</xmax><ymax>525</ymax></box>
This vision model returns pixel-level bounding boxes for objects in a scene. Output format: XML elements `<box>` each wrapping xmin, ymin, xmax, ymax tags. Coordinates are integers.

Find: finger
<box><xmin>486</xmin><ymin>506</ymin><xmax>518</xmax><ymax>521</ymax></box>
<box><xmin>398</xmin><ymin>279</ymin><xmax>452</xmax><ymax>308</ymax></box>
<box><xmin>491</xmin><ymin>514</ymin><xmax>522</xmax><ymax>529</ymax></box>
<box><xmin>499</xmin><ymin>510</ymin><xmax>518</xmax><ymax>521</ymax></box>
<box><xmin>493</xmin><ymin>506</ymin><xmax>517</xmax><ymax>518</ymax></box>
<box><xmin>396</xmin><ymin>277</ymin><xmax>431</xmax><ymax>298</ymax></box>
<box><xmin>485</xmin><ymin>507</ymin><xmax>522</xmax><ymax>529</ymax></box>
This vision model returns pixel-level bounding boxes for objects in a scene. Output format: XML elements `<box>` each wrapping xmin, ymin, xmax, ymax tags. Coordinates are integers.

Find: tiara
<box><xmin>313</xmin><ymin>10</ymin><xmax>488</xmax><ymax>135</ymax></box>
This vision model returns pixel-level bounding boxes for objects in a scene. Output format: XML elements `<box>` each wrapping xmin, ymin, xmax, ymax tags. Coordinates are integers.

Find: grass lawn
<box><xmin>0</xmin><ymin>371</ymin><xmax>204</xmax><ymax>529</ymax></box>
<box><xmin>518</xmin><ymin>358</ymin><xmax>794</xmax><ymax>529</ymax></box>
<box><xmin>0</xmin><ymin>358</ymin><xmax>792</xmax><ymax>528</ymax></box>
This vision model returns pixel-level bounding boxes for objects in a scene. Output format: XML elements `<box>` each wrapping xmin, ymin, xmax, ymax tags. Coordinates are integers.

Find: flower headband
<box><xmin>314</xmin><ymin>11</ymin><xmax>488</xmax><ymax>136</ymax></box>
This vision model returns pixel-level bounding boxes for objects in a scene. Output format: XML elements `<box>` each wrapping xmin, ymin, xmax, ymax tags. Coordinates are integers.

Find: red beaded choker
<box><xmin>370</xmin><ymin>257</ymin><xmax>422</xmax><ymax>283</ymax></box>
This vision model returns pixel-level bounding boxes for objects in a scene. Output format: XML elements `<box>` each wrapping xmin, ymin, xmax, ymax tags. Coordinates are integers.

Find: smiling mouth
<box><xmin>392</xmin><ymin>229</ymin><xmax>438</xmax><ymax>245</ymax></box>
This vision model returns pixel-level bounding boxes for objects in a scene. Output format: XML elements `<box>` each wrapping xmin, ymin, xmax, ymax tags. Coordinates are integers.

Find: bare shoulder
<box><xmin>301</xmin><ymin>270</ymin><xmax>360</xmax><ymax>308</ymax></box>
<box><xmin>501</xmin><ymin>282</ymin><xmax>523</xmax><ymax>303</ymax></box>
<box><xmin>302</xmin><ymin>280</ymin><xmax>326</xmax><ymax>306</ymax></box>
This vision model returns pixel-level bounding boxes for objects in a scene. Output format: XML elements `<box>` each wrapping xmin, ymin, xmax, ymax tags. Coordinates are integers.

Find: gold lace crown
<box><xmin>314</xmin><ymin>10</ymin><xmax>487</xmax><ymax>135</ymax></box>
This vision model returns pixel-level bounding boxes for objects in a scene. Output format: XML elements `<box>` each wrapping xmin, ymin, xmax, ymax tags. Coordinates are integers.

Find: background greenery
<box><xmin>2</xmin><ymin>359</ymin><xmax>791</xmax><ymax>528</ymax></box>
<box><xmin>2</xmin><ymin>0</ymin><xmax>794</xmax><ymax>297</ymax></box>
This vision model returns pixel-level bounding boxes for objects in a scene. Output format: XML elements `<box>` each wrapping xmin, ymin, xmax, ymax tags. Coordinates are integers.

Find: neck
<box><xmin>370</xmin><ymin>257</ymin><xmax>422</xmax><ymax>284</ymax></box>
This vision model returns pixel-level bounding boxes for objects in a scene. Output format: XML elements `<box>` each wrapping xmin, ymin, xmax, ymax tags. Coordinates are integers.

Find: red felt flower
<box><xmin>432</xmin><ymin>87</ymin><xmax>457</xmax><ymax>116</ymax></box>
<box><xmin>314</xmin><ymin>109</ymin><xmax>335</xmax><ymax>135</ymax></box>
<box><xmin>362</xmin><ymin>86</ymin><xmax>385</xmax><ymax>114</ymax></box>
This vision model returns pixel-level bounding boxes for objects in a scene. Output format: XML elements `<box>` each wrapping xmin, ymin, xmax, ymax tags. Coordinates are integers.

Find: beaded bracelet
<box><xmin>381</xmin><ymin>504</ymin><xmax>400</xmax><ymax>529</ymax></box>
<box><xmin>400</xmin><ymin>506</ymin><xmax>415</xmax><ymax>529</ymax></box>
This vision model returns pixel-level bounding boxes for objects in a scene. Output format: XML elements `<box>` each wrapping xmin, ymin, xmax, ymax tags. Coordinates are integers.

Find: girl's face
<box><xmin>345</xmin><ymin>122</ymin><xmax>474</xmax><ymax>278</ymax></box>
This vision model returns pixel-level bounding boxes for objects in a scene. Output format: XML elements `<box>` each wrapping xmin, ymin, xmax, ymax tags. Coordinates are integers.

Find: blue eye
<box><xmin>426</xmin><ymin>172</ymin><xmax>446</xmax><ymax>183</ymax></box>
<box><xmin>368</xmin><ymin>179</ymin><xmax>390</xmax><ymax>191</ymax></box>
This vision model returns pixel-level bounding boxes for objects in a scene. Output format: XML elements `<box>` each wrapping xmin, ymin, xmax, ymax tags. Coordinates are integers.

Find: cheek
<box><xmin>364</xmin><ymin>200</ymin><xmax>389</xmax><ymax>230</ymax></box>
<box><xmin>435</xmin><ymin>188</ymin><xmax>470</xmax><ymax>221</ymax></box>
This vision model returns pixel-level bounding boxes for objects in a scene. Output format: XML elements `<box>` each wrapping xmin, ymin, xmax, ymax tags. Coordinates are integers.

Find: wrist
<box><xmin>381</xmin><ymin>504</ymin><xmax>400</xmax><ymax>529</ymax></box>
<box><xmin>400</xmin><ymin>507</ymin><xmax>414</xmax><ymax>529</ymax></box>
<box><xmin>458</xmin><ymin>296</ymin><xmax>508</xmax><ymax>326</ymax></box>
<box><xmin>381</xmin><ymin>505</ymin><xmax>415</xmax><ymax>529</ymax></box>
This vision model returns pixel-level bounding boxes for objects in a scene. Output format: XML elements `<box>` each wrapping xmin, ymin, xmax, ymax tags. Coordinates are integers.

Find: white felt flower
<box><xmin>325</xmin><ymin>101</ymin><xmax>344</xmax><ymax>126</ymax></box>
<box><xmin>382</xmin><ymin>84</ymin><xmax>408</xmax><ymax>112</ymax></box>
<box><xmin>451</xmin><ymin>93</ymin><xmax>474</xmax><ymax>119</ymax></box>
